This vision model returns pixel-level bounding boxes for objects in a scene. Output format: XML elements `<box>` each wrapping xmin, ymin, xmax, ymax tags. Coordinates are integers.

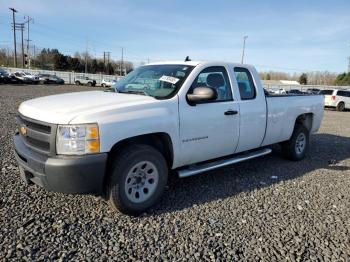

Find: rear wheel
<box><xmin>336</xmin><ymin>102</ymin><xmax>345</xmax><ymax>112</ymax></box>
<box><xmin>88</xmin><ymin>82</ymin><xmax>93</xmax><ymax>86</ymax></box>
<box><xmin>75</xmin><ymin>81</ymin><xmax>80</xmax><ymax>85</ymax></box>
<box><xmin>101</xmin><ymin>83</ymin><xmax>106</xmax><ymax>88</ymax></box>
<box><xmin>281</xmin><ymin>124</ymin><xmax>309</xmax><ymax>161</ymax></box>
<box><xmin>107</xmin><ymin>144</ymin><xmax>168</xmax><ymax>215</ymax></box>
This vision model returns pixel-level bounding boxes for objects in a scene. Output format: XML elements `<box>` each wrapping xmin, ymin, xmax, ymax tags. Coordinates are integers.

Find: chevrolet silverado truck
<box><xmin>14</xmin><ymin>61</ymin><xmax>324</xmax><ymax>215</ymax></box>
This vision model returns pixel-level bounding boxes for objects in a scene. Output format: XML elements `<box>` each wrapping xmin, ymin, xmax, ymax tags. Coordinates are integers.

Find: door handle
<box><xmin>224</xmin><ymin>110</ymin><xmax>238</xmax><ymax>115</ymax></box>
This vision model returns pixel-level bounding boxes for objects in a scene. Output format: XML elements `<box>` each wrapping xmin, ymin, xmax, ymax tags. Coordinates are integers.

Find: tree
<box><xmin>334</xmin><ymin>72</ymin><xmax>350</xmax><ymax>86</ymax></box>
<box><xmin>299</xmin><ymin>73</ymin><xmax>308</xmax><ymax>85</ymax></box>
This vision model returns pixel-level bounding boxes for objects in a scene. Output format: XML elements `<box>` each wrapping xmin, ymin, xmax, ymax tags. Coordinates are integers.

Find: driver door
<box><xmin>178</xmin><ymin>66</ymin><xmax>240</xmax><ymax>166</ymax></box>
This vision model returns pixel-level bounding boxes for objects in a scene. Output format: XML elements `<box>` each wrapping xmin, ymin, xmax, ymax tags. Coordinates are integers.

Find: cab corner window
<box><xmin>189</xmin><ymin>66</ymin><xmax>233</xmax><ymax>102</ymax></box>
<box><xmin>234</xmin><ymin>67</ymin><xmax>256</xmax><ymax>100</ymax></box>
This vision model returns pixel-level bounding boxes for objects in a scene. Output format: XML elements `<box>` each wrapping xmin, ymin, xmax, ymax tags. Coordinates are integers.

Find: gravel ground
<box><xmin>0</xmin><ymin>84</ymin><xmax>349</xmax><ymax>261</ymax></box>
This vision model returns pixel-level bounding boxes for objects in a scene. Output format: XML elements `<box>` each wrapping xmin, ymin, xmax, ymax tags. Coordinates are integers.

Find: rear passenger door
<box><xmin>233</xmin><ymin>67</ymin><xmax>267</xmax><ymax>153</ymax></box>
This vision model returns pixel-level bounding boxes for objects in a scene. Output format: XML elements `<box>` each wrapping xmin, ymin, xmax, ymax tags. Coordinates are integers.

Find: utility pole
<box><xmin>348</xmin><ymin>57</ymin><xmax>350</xmax><ymax>73</ymax></box>
<box><xmin>106</xmin><ymin>52</ymin><xmax>110</xmax><ymax>74</ymax></box>
<box><xmin>13</xmin><ymin>23</ymin><xmax>25</xmax><ymax>68</ymax></box>
<box><xmin>103</xmin><ymin>51</ymin><xmax>110</xmax><ymax>74</ymax></box>
<box><xmin>103</xmin><ymin>51</ymin><xmax>106</xmax><ymax>72</ymax></box>
<box><xmin>24</xmin><ymin>15</ymin><xmax>33</xmax><ymax>67</ymax></box>
<box><xmin>121</xmin><ymin>47</ymin><xmax>124</xmax><ymax>76</ymax></box>
<box><xmin>9</xmin><ymin>8</ymin><xmax>18</xmax><ymax>67</ymax></box>
<box><xmin>241</xmin><ymin>35</ymin><xmax>248</xmax><ymax>64</ymax></box>
<box><xmin>33</xmin><ymin>44</ymin><xmax>36</xmax><ymax>67</ymax></box>
<box><xmin>85</xmin><ymin>38</ymin><xmax>88</xmax><ymax>73</ymax></box>
<box><xmin>20</xmin><ymin>24</ymin><xmax>25</xmax><ymax>67</ymax></box>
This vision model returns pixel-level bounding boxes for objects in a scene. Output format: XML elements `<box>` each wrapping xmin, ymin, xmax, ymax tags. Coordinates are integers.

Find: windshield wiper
<box><xmin>119</xmin><ymin>90</ymin><xmax>151</xmax><ymax>96</ymax></box>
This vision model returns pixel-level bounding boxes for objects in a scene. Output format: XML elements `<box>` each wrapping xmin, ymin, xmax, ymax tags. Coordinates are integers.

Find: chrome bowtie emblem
<box><xmin>20</xmin><ymin>126</ymin><xmax>27</xmax><ymax>136</ymax></box>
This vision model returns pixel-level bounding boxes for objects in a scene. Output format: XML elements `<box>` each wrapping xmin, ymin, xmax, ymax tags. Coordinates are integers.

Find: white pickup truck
<box><xmin>14</xmin><ymin>61</ymin><xmax>324</xmax><ymax>215</ymax></box>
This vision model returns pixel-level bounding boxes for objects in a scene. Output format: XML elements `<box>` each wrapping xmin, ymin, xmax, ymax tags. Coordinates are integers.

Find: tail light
<box><xmin>331</xmin><ymin>95</ymin><xmax>336</xmax><ymax>101</ymax></box>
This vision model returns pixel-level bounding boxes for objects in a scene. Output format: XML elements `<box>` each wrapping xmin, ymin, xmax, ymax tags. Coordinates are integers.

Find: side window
<box><xmin>190</xmin><ymin>66</ymin><xmax>233</xmax><ymax>102</ymax></box>
<box><xmin>234</xmin><ymin>67</ymin><xmax>256</xmax><ymax>100</ymax></box>
<box><xmin>337</xmin><ymin>91</ymin><xmax>350</xmax><ymax>97</ymax></box>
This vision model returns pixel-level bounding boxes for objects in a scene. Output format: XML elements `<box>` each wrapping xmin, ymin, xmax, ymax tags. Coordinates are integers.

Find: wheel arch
<box><xmin>107</xmin><ymin>132</ymin><xmax>174</xmax><ymax>169</ymax></box>
<box><xmin>294</xmin><ymin>113</ymin><xmax>313</xmax><ymax>131</ymax></box>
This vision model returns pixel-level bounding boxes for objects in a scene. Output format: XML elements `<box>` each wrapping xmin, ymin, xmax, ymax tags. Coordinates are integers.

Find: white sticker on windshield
<box><xmin>159</xmin><ymin>75</ymin><xmax>180</xmax><ymax>85</ymax></box>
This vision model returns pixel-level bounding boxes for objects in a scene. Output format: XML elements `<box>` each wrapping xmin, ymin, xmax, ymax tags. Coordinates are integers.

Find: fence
<box><xmin>263</xmin><ymin>83</ymin><xmax>350</xmax><ymax>92</ymax></box>
<box><xmin>3</xmin><ymin>67</ymin><xmax>122</xmax><ymax>85</ymax></box>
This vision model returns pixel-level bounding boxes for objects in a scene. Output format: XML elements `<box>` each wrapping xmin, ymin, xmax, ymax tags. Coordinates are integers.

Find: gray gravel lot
<box><xmin>0</xmin><ymin>84</ymin><xmax>349</xmax><ymax>261</ymax></box>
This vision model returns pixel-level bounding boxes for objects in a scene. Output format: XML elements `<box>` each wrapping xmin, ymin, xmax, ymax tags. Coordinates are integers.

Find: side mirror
<box><xmin>187</xmin><ymin>87</ymin><xmax>217</xmax><ymax>103</ymax></box>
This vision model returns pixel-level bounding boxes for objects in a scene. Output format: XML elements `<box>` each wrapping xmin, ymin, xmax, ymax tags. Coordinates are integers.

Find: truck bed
<box><xmin>261</xmin><ymin>94</ymin><xmax>324</xmax><ymax>146</ymax></box>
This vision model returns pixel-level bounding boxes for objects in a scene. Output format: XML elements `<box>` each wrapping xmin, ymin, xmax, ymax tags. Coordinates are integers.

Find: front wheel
<box><xmin>107</xmin><ymin>144</ymin><xmax>168</xmax><ymax>215</ymax></box>
<box><xmin>281</xmin><ymin>124</ymin><xmax>309</xmax><ymax>161</ymax></box>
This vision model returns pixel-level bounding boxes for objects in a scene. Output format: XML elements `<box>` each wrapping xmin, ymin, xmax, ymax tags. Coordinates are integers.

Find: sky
<box><xmin>0</xmin><ymin>0</ymin><xmax>349</xmax><ymax>73</ymax></box>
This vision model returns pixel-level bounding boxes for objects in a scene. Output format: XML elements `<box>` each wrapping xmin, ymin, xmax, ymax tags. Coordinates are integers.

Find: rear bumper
<box><xmin>324</xmin><ymin>101</ymin><xmax>336</xmax><ymax>107</ymax></box>
<box><xmin>13</xmin><ymin>133</ymin><xmax>107</xmax><ymax>195</ymax></box>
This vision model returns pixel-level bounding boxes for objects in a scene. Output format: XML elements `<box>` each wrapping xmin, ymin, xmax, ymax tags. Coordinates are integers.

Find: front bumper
<box><xmin>13</xmin><ymin>133</ymin><xmax>107</xmax><ymax>195</ymax></box>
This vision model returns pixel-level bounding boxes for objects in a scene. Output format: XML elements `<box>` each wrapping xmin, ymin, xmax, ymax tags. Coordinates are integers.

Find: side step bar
<box><xmin>177</xmin><ymin>148</ymin><xmax>272</xmax><ymax>178</ymax></box>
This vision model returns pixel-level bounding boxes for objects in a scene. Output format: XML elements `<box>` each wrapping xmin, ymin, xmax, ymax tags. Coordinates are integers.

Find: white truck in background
<box><xmin>14</xmin><ymin>61</ymin><xmax>324</xmax><ymax>215</ymax></box>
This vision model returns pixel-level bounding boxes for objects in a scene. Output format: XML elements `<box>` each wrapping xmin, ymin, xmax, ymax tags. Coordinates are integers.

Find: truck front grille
<box><xmin>17</xmin><ymin>114</ymin><xmax>57</xmax><ymax>155</ymax></box>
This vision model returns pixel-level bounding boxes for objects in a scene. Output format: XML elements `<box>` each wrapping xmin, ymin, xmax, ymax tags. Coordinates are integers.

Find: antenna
<box><xmin>185</xmin><ymin>56</ymin><xmax>191</xmax><ymax>62</ymax></box>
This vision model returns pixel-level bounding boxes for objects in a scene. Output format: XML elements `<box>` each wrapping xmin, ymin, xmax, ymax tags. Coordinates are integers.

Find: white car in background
<box><xmin>321</xmin><ymin>89</ymin><xmax>350</xmax><ymax>111</ymax></box>
<box><xmin>101</xmin><ymin>78</ymin><xmax>117</xmax><ymax>87</ymax></box>
<box><xmin>273</xmin><ymin>88</ymin><xmax>287</xmax><ymax>95</ymax></box>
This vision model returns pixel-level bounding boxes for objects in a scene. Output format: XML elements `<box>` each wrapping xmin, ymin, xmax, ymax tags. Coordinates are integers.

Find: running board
<box><xmin>177</xmin><ymin>148</ymin><xmax>272</xmax><ymax>178</ymax></box>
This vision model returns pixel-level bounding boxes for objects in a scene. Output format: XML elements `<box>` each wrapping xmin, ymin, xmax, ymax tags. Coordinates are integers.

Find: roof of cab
<box><xmin>146</xmin><ymin>60</ymin><xmax>255</xmax><ymax>69</ymax></box>
<box><xmin>147</xmin><ymin>60</ymin><xmax>202</xmax><ymax>66</ymax></box>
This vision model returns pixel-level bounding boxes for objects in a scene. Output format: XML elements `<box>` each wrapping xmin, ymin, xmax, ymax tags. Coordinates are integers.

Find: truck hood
<box><xmin>19</xmin><ymin>91</ymin><xmax>157</xmax><ymax>124</ymax></box>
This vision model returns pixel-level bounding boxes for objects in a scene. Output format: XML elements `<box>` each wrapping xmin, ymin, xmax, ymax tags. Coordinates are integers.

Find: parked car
<box><xmin>74</xmin><ymin>76</ymin><xmax>96</xmax><ymax>86</ymax></box>
<box><xmin>0</xmin><ymin>69</ymin><xmax>23</xmax><ymax>84</ymax></box>
<box><xmin>37</xmin><ymin>74</ymin><xmax>64</xmax><ymax>84</ymax></box>
<box><xmin>12</xmin><ymin>72</ymin><xmax>39</xmax><ymax>84</ymax></box>
<box><xmin>306</xmin><ymin>88</ymin><xmax>321</xmax><ymax>94</ymax></box>
<box><xmin>101</xmin><ymin>78</ymin><xmax>117</xmax><ymax>87</ymax></box>
<box><xmin>273</xmin><ymin>88</ymin><xmax>287</xmax><ymax>95</ymax></box>
<box><xmin>0</xmin><ymin>68</ymin><xmax>10</xmax><ymax>84</ymax></box>
<box><xmin>14</xmin><ymin>61</ymin><xmax>324</xmax><ymax>215</ymax></box>
<box><xmin>321</xmin><ymin>89</ymin><xmax>350</xmax><ymax>111</ymax></box>
<box><xmin>287</xmin><ymin>89</ymin><xmax>305</xmax><ymax>95</ymax></box>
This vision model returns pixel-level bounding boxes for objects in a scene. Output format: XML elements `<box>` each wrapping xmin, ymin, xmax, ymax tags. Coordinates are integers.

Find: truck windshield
<box><xmin>112</xmin><ymin>64</ymin><xmax>194</xmax><ymax>99</ymax></box>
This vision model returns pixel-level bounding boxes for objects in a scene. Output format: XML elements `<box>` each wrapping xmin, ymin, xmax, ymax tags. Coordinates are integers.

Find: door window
<box><xmin>189</xmin><ymin>66</ymin><xmax>233</xmax><ymax>102</ymax></box>
<box><xmin>234</xmin><ymin>67</ymin><xmax>256</xmax><ymax>100</ymax></box>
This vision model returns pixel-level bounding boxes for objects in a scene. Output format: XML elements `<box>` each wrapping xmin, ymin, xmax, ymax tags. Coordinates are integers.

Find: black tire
<box><xmin>88</xmin><ymin>82</ymin><xmax>93</xmax><ymax>87</ymax></box>
<box><xmin>281</xmin><ymin>124</ymin><xmax>309</xmax><ymax>161</ymax></box>
<box><xmin>336</xmin><ymin>102</ymin><xmax>345</xmax><ymax>112</ymax></box>
<box><xmin>107</xmin><ymin>144</ymin><xmax>168</xmax><ymax>215</ymax></box>
<box><xmin>101</xmin><ymin>83</ymin><xmax>106</xmax><ymax>88</ymax></box>
<box><xmin>75</xmin><ymin>81</ymin><xmax>80</xmax><ymax>85</ymax></box>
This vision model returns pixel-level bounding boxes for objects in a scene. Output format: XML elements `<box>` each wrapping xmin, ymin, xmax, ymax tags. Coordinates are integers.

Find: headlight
<box><xmin>56</xmin><ymin>124</ymin><xmax>100</xmax><ymax>155</ymax></box>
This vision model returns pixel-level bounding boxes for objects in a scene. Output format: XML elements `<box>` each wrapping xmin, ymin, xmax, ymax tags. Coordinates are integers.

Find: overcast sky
<box><xmin>0</xmin><ymin>0</ymin><xmax>349</xmax><ymax>72</ymax></box>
